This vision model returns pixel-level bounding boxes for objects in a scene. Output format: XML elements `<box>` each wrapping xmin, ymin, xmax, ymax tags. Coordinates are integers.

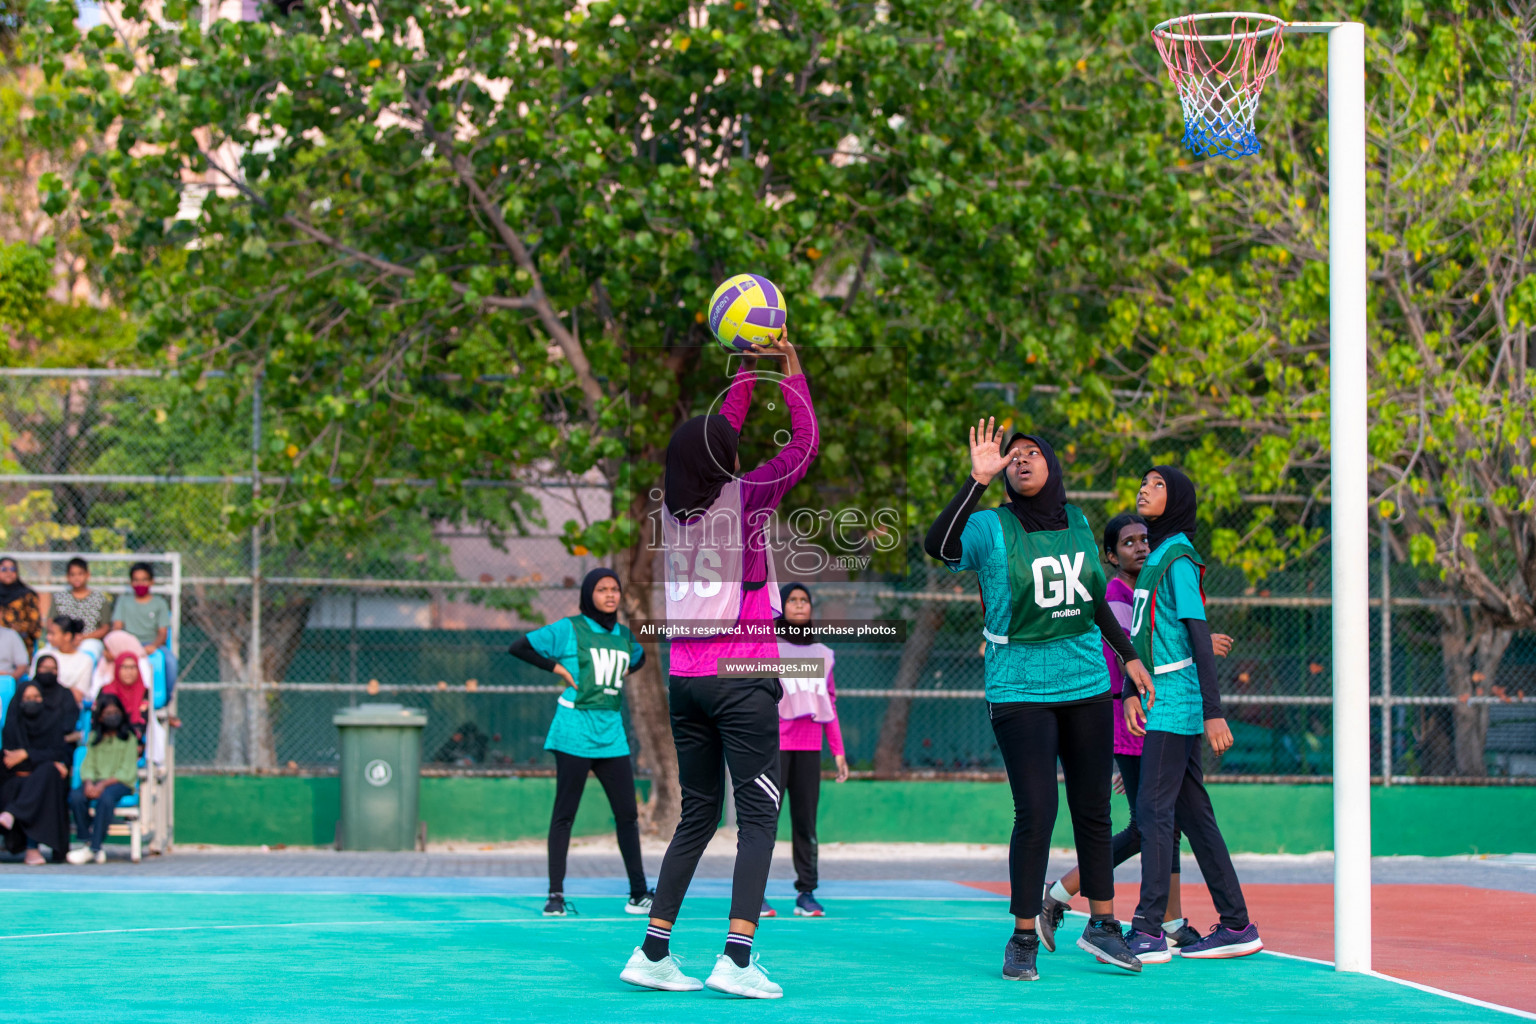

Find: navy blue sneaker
<box><xmin>794</xmin><ymin>892</ymin><xmax>825</xmax><ymax>917</ymax></box>
<box><xmin>1002</xmin><ymin>931</ymin><xmax>1040</xmax><ymax>981</ymax></box>
<box><xmin>1075</xmin><ymin>918</ymin><xmax>1141</xmax><ymax>973</ymax></box>
<box><xmin>1126</xmin><ymin>928</ymin><xmax>1172</xmax><ymax>964</ymax></box>
<box><xmin>1180</xmin><ymin>922</ymin><xmax>1263</xmax><ymax>959</ymax></box>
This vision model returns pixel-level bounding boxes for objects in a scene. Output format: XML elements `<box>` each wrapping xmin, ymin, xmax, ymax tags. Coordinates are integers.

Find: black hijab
<box><xmin>0</xmin><ymin>558</ymin><xmax>34</xmax><ymax>607</ymax></box>
<box><xmin>664</xmin><ymin>414</ymin><xmax>740</xmax><ymax>519</ymax></box>
<box><xmin>999</xmin><ymin>433</ymin><xmax>1069</xmax><ymax>533</ymax></box>
<box><xmin>579</xmin><ymin>568</ymin><xmax>621</xmax><ymax>632</ymax></box>
<box><xmin>774</xmin><ymin>582</ymin><xmax>815</xmax><ymax>646</ymax></box>
<box><xmin>1144</xmin><ymin>465</ymin><xmax>1199</xmax><ymax>551</ymax></box>
<box><xmin>1</xmin><ymin>665</ymin><xmax>76</xmax><ymax>759</ymax></box>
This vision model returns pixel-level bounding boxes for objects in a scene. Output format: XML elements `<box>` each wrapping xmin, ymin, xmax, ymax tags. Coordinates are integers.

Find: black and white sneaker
<box><xmin>1002</xmin><ymin>932</ymin><xmax>1040</xmax><ymax>981</ymax></box>
<box><xmin>543</xmin><ymin>893</ymin><xmax>575</xmax><ymax>917</ymax></box>
<box><xmin>1037</xmin><ymin>884</ymin><xmax>1070</xmax><ymax>953</ymax></box>
<box><xmin>624</xmin><ymin>890</ymin><xmax>655</xmax><ymax>915</ymax></box>
<box><xmin>1075</xmin><ymin>918</ymin><xmax>1142</xmax><ymax>973</ymax></box>
<box><xmin>1167</xmin><ymin>920</ymin><xmax>1203</xmax><ymax>953</ymax></box>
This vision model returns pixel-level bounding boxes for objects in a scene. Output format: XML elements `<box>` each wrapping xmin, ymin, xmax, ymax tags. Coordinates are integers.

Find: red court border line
<box><xmin>959</xmin><ymin>881</ymin><xmax>1536</xmax><ymax>1016</ymax></box>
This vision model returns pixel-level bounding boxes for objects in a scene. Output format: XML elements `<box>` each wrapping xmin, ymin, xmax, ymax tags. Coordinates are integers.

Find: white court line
<box><xmin>1262</xmin><ymin>949</ymin><xmax>1536</xmax><ymax>1021</ymax></box>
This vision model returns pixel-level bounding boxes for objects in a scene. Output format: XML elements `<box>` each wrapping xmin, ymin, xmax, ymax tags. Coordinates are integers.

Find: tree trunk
<box><xmin>1437</xmin><ymin>605</ymin><xmax>1512</xmax><ymax>777</ymax></box>
<box><xmin>616</xmin><ymin>517</ymin><xmax>681</xmax><ymax>839</ymax></box>
<box><xmin>191</xmin><ymin>582</ymin><xmax>311</xmax><ymax>771</ymax></box>
<box><xmin>873</xmin><ymin>590</ymin><xmax>945</xmax><ymax>778</ymax></box>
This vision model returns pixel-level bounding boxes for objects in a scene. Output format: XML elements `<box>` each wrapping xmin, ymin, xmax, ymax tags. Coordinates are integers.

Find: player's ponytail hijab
<box><xmin>1143</xmin><ymin>465</ymin><xmax>1199</xmax><ymax>551</ymax></box>
<box><xmin>664</xmin><ymin>414</ymin><xmax>739</xmax><ymax>520</ymax></box>
<box><xmin>999</xmin><ymin>432</ymin><xmax>1069</xmax><ymax>533</ymax></box>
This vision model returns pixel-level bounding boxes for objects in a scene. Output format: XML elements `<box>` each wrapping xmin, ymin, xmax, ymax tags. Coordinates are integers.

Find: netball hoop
<box><xmin>1151</xmin><ymin>11</ymin><xmax>1286</xmax><ymax>159</ymax></box>
<box><xmin>1150</xmin><ymin>10</ymin><xmax>1375</xmax><ymax>979</ymax></box>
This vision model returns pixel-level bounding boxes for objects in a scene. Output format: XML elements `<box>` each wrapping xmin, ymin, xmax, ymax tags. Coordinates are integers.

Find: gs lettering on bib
<box><xmin>662</xmin><ymin>478</ymin><xmax>781</xmax><ymax>635</ymax></box>
<box><xmin>984</xmin><ymin>505</ymin><xmax>1105</xmax><ymax>646</ymax></box>
<box><xmin>570</xmin><ymin>615</ymin><xmax>635</xmax><ymax>712</ymax></box>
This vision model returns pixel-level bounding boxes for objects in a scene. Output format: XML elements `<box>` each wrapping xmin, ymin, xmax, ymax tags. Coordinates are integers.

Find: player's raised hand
<box><xmin>969</xmin><ymin>417</ymin><xmax>1013</xmax><ymax>485</ymax></box>
<box><xmin>746</xmin><ymin>331</ymin><xmax>802</xmax><ymax>376</ymax></box>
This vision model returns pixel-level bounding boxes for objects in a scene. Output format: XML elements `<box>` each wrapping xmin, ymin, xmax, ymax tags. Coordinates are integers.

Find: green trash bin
<box><xmin>334</xmin><ymin>703</ymin><xmax>428</xmax><ymax>851</ymax></box>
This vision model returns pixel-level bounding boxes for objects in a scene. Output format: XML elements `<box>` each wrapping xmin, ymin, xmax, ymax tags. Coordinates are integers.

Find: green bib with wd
<box><xmin>986</xmin><ymin>504</ymin><xmax>1106</xmax><ymax>645</ymax></box>
<box><xmin>569</xmin><ymin>615</ymin><xmax>633</xmax><ymax>712</ymax></box>
<box><xmin>1129</xmin><ymin>540</ymin><xmax>1205</xmax><ymax>673</ymax></box>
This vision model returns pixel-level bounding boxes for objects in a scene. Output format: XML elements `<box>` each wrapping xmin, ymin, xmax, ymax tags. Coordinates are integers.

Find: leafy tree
<box><xmin>1066</xmin><ymin>0</ymin><xmax>1536</xmax><ymax>775</ymax></box>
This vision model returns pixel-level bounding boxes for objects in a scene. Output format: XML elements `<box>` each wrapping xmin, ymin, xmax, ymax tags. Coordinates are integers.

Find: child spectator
<box><xmin>53</xmin><ymin>558</ymin><xmax>112</xmax><ymax>660</ymax></box>
<box><xmin>112</xmin><ymin>563</ymin><xmax>170</xmax><ymax>655</ymax></box>
<box><xmin>99</xmin><ymin>652</ymin><xmax>151</xmax><ymax>737</ymax></box>
<box><xmin>32</xmin><ymin>617</ymin><xmax>93</xmax><ymax>706</ymax></box>
<box><xmin>66</xmin><ymin>693</ymin><xmax>138</xmax><ymax>865</ymax></box>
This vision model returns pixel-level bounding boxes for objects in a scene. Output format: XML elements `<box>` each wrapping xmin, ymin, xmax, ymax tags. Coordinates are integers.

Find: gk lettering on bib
<box><xmin>986</xmin><ymin>505</ymin><xmax>1105</xmax><ymax>645</ymax></box>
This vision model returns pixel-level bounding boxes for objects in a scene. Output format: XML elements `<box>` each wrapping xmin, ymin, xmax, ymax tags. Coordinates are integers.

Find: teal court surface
<box><xmin>2</xmin><ymin>875</ymin><xmax>1530</xmax><ymax>1023</ymax></box>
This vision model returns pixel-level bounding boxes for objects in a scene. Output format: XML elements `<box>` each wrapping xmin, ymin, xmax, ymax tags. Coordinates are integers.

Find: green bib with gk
<box><xmin>987</xmin><ymin>504</ymin><xmax>1106</xmax><ymax>645</ymax></box>
<box><xmin>570</xmin><ymin>615</ymin><xmax>633</xmax><ymax>712</ymax></box>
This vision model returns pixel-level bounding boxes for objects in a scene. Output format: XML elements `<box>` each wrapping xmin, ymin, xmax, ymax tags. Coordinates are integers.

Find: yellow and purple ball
<box><xmin>708</xmin><ymin>273</ymin><xmax>788</xmax><ymax>353</ymax></box>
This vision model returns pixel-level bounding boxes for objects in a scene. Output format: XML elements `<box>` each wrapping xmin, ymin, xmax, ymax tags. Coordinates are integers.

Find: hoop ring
<box><xmin>1151</xmin><ymin>10</ymin><xmax>1286</xmax><ymax>44</ymax></box>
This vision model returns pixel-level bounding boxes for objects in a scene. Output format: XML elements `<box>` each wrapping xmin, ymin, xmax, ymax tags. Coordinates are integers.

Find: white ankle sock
<box><xmin>1162</xmin><ymin>917</ymin><xmax>1186</xmax><ymax>935</ymax></box>
<box><xmin>1048</xmin><ymin>881</ymin><xmax>1072</xmax><ymax>903</ymax></box>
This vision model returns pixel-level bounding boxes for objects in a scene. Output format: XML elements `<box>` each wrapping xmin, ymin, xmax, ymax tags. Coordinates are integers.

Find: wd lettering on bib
<box><xmin>571</xmin><ymin>615</ymin><xmax>636</xmax><ymax>712</ymax></box>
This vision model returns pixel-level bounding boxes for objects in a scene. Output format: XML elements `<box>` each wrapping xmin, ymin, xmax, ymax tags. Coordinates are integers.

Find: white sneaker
<box><xmin>619</xmin><ymin>947</ymin><xmax>703</xmax><ymax>992</ymax></box>
<box><xmin>65</xmin><ymin>847</ymin><xmax>96</xmax><ymax>865</ymax></box>
<box><xmin>94</xmin><ymin>849</ymin><xmax>107</xmax><ymax>864</ymax></box>
<box><xmin>624</xmin><ymin>891</ymin><xmax>654</xmax><ymax>915</ymax></box>
<box><xmin>704</xmin><ymin>954</ymin><xmax>783</xmax><ymax>999</ymax></box>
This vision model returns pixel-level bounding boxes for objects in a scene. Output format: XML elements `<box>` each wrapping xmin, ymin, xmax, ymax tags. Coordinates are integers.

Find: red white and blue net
<box><xmin>1152</xmin><ymin>12</ymin><xmax>1285</xmax><ymax>159</ymax></box>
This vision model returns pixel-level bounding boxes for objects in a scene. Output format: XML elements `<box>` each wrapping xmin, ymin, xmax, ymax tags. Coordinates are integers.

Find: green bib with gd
<box><xmin>569</xmin><ymin>615</ymin><xmax>633</xmax><ymax>712</ymax></box>
<box><xmin>986</xmin><ymin>504</ymin><xmax>1106</xmax><ymax>645</ymax></box>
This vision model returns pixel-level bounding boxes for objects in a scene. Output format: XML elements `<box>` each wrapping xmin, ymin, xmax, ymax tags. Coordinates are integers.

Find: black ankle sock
<box><xmin>1090</xmin><ymin>914</ymin><xmax>1116</xmax><ymax>926</ymax></box>
<box><xmin>642</xmin><ymin>924</ymin><xmax>671</xmax><ymax>962</ymax></box>
<box><xmin>1012</xmin><ymin>926</ymin><xmax>1036</xmax><ymax>941</ymax></box>
<box><xmin>724</xmin><ymin>931</ymin><xmax>753</xmax><ymax>967</ymax></box>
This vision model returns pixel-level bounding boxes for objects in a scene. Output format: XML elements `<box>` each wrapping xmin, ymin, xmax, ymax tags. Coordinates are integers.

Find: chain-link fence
<box><xmin>4</xmin><ymin>369</ymin><xmax>1533</xmax><ymax>782</ymax></box>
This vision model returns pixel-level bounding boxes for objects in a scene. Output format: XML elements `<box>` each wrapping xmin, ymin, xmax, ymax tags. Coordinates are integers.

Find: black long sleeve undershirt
<box><xmin>1181</xmin><ymin>617</ymin><xmax>1224</xmax><ymax>720</ymax></box>
<box><xmin>508</xmin><ymin>634</ymin><xmax>646</xmax><ymax>676</ymax></box>
<box><xmin>924</xmin><ymin>476</ymin><xmax>987</xmax><ymax>563</ymax></box>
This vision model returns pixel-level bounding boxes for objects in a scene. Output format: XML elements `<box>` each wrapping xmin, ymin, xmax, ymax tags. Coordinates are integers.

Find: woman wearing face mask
<box><xmin>924</xmin><ymin>419</ymin><xmax>1152</xmax><ymax>982</ymax></box>
<box><xmin>0</xmin><ymin>656</ymin><xmax>79</xmax><ymax>864</ymax></box>
<box><xmin>66</xmin><ymin>693</ymin><xmax>139</xmax><ymax>864</ymax></box>
<box><xmin>1121</xmin><ymin>466</ymin><xmax>1261</xmax><ymax>963</ymax></box>
<box><xmin>509</xmin><ymin>568</ymin><xmax>651</xmax><ymax>918</ymax></box>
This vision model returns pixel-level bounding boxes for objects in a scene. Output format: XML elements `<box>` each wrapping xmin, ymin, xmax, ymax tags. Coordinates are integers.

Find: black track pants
<box><xmin>989</xmin><ymin>694</ymin><xmax>1115</xmax><ymax>919</ymax></box>
<box><xmin>548</xmin><ymin>750</ymin><xmax>647</xmax><ymax>899</ymax></box>
<box><xmin>651</xmin><ymin>675</ymin><xmax>783</xmax><ymax>924</ymax></box>
<box><xmin>779</xmin><ymin>749</ymin><xmax>822</xmax><ymax>893</ymax></box>
<box><xmin>1108</xmin><ymin>751</ymin><xmax>1181</xmax><ymax>876</ymax></box>
<box><xmin>1132</xmin><ymin>731</ymin><xmax>1249</xmax><ymax>934</ymax></box>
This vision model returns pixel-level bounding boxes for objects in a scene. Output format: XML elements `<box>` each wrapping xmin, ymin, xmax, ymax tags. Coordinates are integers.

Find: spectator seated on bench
<box><xmin>0</xmin><ymin>663</ymin><xmax>78</xmax><ymax>865</ymax></box>
<box><xmin>67</xmin><ymin>693</ymin><xmax>141</xmax><ymax>865</ymax></box>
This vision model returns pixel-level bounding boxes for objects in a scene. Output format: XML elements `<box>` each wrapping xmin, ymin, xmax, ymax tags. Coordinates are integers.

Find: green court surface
<box><xmin>2</xmin><ymin>892</ymin><xmax>1520</xmax><ymax>1023</ymax></box>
